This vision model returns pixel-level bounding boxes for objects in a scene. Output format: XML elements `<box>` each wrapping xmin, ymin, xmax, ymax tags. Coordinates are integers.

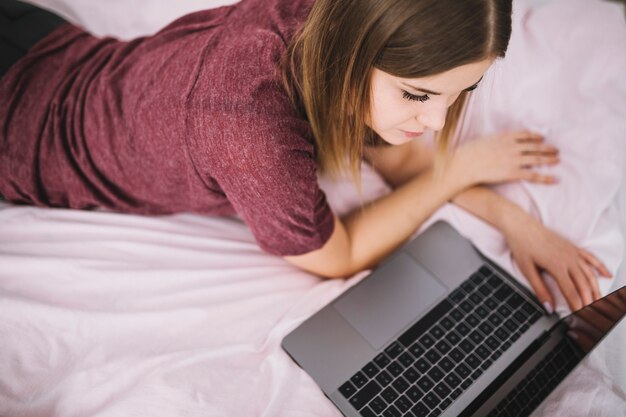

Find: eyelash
<box><xmin>401</xmin><ymin>84</ymin><xmax>479</xmax><ymax>103</ymax></box>
<box><xmin>402</xmin><ymin>90</ymin><xmax>430</xmax><ymax>103</ymax></box>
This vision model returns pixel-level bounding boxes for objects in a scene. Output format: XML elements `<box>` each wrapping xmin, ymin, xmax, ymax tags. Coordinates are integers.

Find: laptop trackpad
<box><xmin>334</xmin><ymin>252</ymin><xmax>447</xmax><ymax>350</ymax></box>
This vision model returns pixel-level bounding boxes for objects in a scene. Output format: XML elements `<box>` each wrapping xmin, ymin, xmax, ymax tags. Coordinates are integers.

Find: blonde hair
<box><xmin>284</xmin><ymin>0</ymin><xmax>512</xmax><ymax>182</ymax></box>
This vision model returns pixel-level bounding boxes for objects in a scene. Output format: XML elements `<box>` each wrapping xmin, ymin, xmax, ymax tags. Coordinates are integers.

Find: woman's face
<box><xmin>367</xmin><ymin>58</ymin><xmax>494</xmax><ymax>145</ymax></box>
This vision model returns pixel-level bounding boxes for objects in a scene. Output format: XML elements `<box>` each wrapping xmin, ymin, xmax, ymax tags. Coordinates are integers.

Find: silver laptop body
<box><xmin>282</xmin><ymin>221</ymin><xmax>626</xmax><ymax>417</ymax></box>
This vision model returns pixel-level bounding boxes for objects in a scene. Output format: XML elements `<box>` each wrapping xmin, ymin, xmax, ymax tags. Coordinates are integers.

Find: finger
<box><xmin>513</xmin><ymin>131</ymin><xmax>544</xmax><ymax>143</ymax></box>
<box><xmin>519</xmin><ymin>259</ymin><xmax>554</xmax><ymax>312</ymax></box>
<box><xmin>519</xmin><ymin>169</ymin><xmax>559</xmax><ymax>184</ymax></box>
<box><xmin>570</xmin><ymin>266</ymin><xmax>593</xmax><ymax>307</ymax></box>
<box><xmin>579</xmin><ymin>258</ymin><xmax>601</xmax><ymax>301</ymax></box>
<box><xmin>520</xmin><ymin>143</ymin><xmax>559</xmax><ymax>156</ymax></box>
<box><xmin>519</xmin><ymin>154</ymin><xmax>560</xmax><ymax>168</ymax></box>
<box><xmin>554</xmin><ymin>267</ymin><xmax>583</xmax><ymax>311</ymax></box>
<box><xmin>578</xmin><ymin>249</ymin><xmax>612</xmax><ymax>278</ymax></box>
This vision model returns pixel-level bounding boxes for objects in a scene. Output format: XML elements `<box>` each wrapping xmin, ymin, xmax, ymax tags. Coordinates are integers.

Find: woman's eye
<box><xmin>402</xmin><ymin>90</ymin><xmax>430</xmax><ymax>103</ymax></box>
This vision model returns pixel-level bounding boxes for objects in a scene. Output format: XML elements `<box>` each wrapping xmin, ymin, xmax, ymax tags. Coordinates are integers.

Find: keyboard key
<box><xmin>450</xmin><ymin>288</ymin><xmax>465</xmax><ymax>303</ymax></box>
<box><xmin>504</xmin><ymin>318</ymin><xmax>519</xmax><ymax>332</ymax></box>
<box><xmin>494</xmin><ymin>285</ymin><xmax>514</xmax><ymax>302</ymax></box>
<box><xmin>441</xmin><ymin>398</ymin><xmax>452</xmax><ymax>410</ymax></box>
<box><xmin>382</xmin><ymin>405</ymin><xmax>401</xmax><ymax>417</ymax></box>
<box><xmin>461</xmin><ymin>280</ymin><xmax>475</xmax><ymax>293</ymax></box>
<box><xmin>430</xmin><ymin>325</ymin><xmax>445</xmax><ymax>340</ymax></box>
<box><xmin>478</xmin><ymin>285</ymin><xmax>491</xmax><ymax>297</ymax></box>
<box><xmin>428</xmin><ymin>365</ymin><xmax>445</xmax><ymax>382</ymax></box>
<box><xmin>439</xmin><ymin>357</ymin><xmax>454</xmax><ymax>373</ymax></box>
<box><xmin>434</xmin><ymin>382</ymin><xmax>451</xmax><ymax>399</ymax></box>
<box><xmin>486</xmin><ymin>336</ymin><xmax>500</xmax><ymax>350</ymax></box>
<box><xmin>398</xmin><ymin>352</ymin><xmax>414</xmax><ymax>367</ymax></box>
<box><xmin>466</xmin><ymin>313</ymin><xmax>480</xmax><ymax>327</ymax></box>
<box><xmin>450</xmin><ymin>308</ymin><xmax>464</xmax><ymax>322</ymax></box>
<box><xmin>530</xmin><ymin>311</ymin><xmax>542</xmax><ymax>323</ymax></box>
<box><xmin>419</xmin><ymin>334</ymin><xmax>435</xmax><ymax>349</ymax></box>
<box><xmin>415</xmin><ymin>358</ymin><xmax>431</xmax><ymax>373</ymax></box>
<box><xmin>392</xmin><ymin>376</ymin><xmax>410</xmax><ymax>394</ymax></box>
<box><xmin>351</xmin><ymin>371</ymin><xmax>368</xmax><ymax>388</ymax></box>
<box><xmin>498</xmin><ymin>305</ymin><xmax>513</xmax><ymax>318</ymax></box>
<box><xmin>486</xmin><ymin>274</ymin><xmax>501</xmax><ymax>288</ymax></box>
<box><xmin>459</xmin><ymin>339</ymin><xmax>475</xmax><ymax>354</ymax></box>
<box><xmin>411</xmin><ymin>402</ymin><xmax>429</xmax><ymax>417</ymax></box>
<box><xmin>423</xmin><ymin>392</ymin><xmax>440</xmax><ymax>409</ymax></box>
<box><xmin>349</xmin><ymin>380</ymin><xmax>382</xmax><ymax>410</ymax></box>
<box><xmin>360</xmin><ymin>406</ymin><xmax>377</xmax><ymax>417</ymax></box>
<box><xmin>370</xmin><ymin>396</ymin><xmax>387</xmax><ymax>413</ymax></box>
<box><xmin>469</xmin><ymin>331</ymin><xmax>484</xmax><ymax>344</ymax></box>
<box><xmin>450</xmin><ymin>347</ymin><xmax>465</xmax><ymax>362</ymax></box>
<box><xmin>396</xmin><ymin>394</ymin><xmax>413</xmax><ymax>413</ymax></box>
<box><xmin>381</xmin><ymin>387</ymin><xmax>399</xmax><ymax>404</ymax></box>
<box><xmin>479</xmin><ymin>321</ymin><xmax>494</xmax><ymax>336</ymax></box>
<box><xmin>522</xmin><ymin>302</ymin><xmax>538</xmax><ymax>315</ymax></box>
<box><xmin>426</xmin><ymin>350</ymin><xmax>441</xmax><ymax>364</ymax></box>
<box><xmin>387</xmin><ymin>361</ymin><xmax>404</xmax><ymax>377</ymax></box>
<box><xmin>435</xmin><ymin>340</ymin><xmax>451</xmax><ymax>355</ymax></box>
<box><xmin>475</xmin><ymin>305</ymin><xmax>489</xmax><ymax>318</ymax></box>
<box><xmin>455</xmin><ymin>363</ymin><xmax>471</xmax><ymax>379</ymax></box>
<box><xmin>339</xmin><ymin>380</ymin><xmax>357</xmax><ymax>399</ymax></box>
<box><xmin>495</xmin><ymin>327</ymin><xmax>510</xmax><ymax>342</ymax></box>
<box><xmin>455</xmin><ymin>322</ymin><xmax>470</xmax><ymax>336</ymax></box>
<box><xmin>441</xmin><ymin>316</ymin><xmax>455</xmax><ymax>330</ymax></box>
<box><xmin>385</xmin><ymin>342</ymin><xmax>404</xmax><ymax>358</ymax></box>
<box><xmin>450</xmin><ymin>388</ymin><xmax>462</xmax><ymax>399</ymax></box>
<box><xmin>514</xmin><ymin>310</ymin><xmax>529</xmax><ymax>323</ymax></box>
<box><xmin>488</xmin><ymin>313</ymin><xmax>503</xmax><ymax>327</ymax></box>
<box><xmin>409</xmin><ymin>342</ymin><xmax>425</xmax><ymax>358</ymax></box>
<box><xmin>471</xmin><ymin>368</ymin><xmax>483</xmax><ymax>380</ymax></box>
<box><xmin>403</xmin><ymin>366</ymin><xmax>420</xmax><ymax>383</ymax></box>
<box><xmin>417</xmin><ymin>376</ymin><xmax>434</xmax><ymax>392</ymax></box>
<box><xmin>445</xmin><ymin>373</ymin><xmax>462</xmax><ymax>389</ymax></box>
<box><xmin>446</xmin><ymin>330</ymin><xmax>461</xmax><ymax>345</ymax></box>
<box><xmin>374</xmin><ymin>353</ymin><xmax>391</xmax><ymax>368</ymax></box>
<box><xmin>469</xmin><ymin>292</ymin><xmax>482</xmax><ymax>305</ymax></box>
<box><xmin>407</xmin><ymin>385</ymin><xmax>423</xmax><ymax>402</ymax></box>
<box><xmin>485</xmin><ymin>298</ymin><xmax>498</xmax><ymax>310</ymax></box>
<box><xmin>362</xmin><ymin>361</ymin><xmax>379</xmax><ymax>378</ymax></box>
<box><xmin>466</xmin><ymin>353</ymin><xmax>481</xmax><ymax>369</ymax></box>
<box><xmin>375</xmin><ymin>370</ymin><xmax>393</xmax><ymax>386</ymax></box>
<box><xmin>399</xmin><ymin>299</ymin><xmax>453</xmax><ymax>346</ymax></box>
<box><xmin>508</xmin><ymin>293</ymin><xmax>524</xmax><ymax>309</ymax></box>
<box><xmin>476</xmin><ymin>345</ymin><xmax>490</xmax><ymax>360</ymax></box>
<box><xmin>460</xmin><ymin>301</ymin><xmax>474</xmax><ymax>313</ymax></box>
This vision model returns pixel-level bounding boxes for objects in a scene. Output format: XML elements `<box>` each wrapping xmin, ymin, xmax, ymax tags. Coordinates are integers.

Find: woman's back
<box><xmin>0</xmin><ymin>0</ymin><xmax>319</xmax><ymax>216</ymax></box>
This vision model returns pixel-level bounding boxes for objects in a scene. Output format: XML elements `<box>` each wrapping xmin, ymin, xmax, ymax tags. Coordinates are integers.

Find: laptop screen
<box><xmin>561</xmin><ymin>285</ymin><xmax>626</xmax><ymax>354</ymax></box>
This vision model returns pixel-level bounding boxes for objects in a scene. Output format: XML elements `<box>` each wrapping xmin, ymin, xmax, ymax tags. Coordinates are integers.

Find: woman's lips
<box><xmin>401</xmin><ymin>130</ymin><xmax>424</xmax><ymax>138</ymax></box>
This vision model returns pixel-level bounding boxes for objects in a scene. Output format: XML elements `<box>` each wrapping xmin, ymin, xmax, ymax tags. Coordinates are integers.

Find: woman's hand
<box><xmin>501</xmin><ymin>209</ymin><xmax>612</xmax><ymax>313</ymax></box>
<box><xmin>450</xmin><ymin>131</ymin><xmax>560</xmax><ymax>188</ymax></box>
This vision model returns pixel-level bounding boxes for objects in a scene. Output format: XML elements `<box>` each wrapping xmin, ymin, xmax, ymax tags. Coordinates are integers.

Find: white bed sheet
<box><xmin>1</xmin><ymin>0</ymin><xmax>625</xmax><ymax>416</ymax></box>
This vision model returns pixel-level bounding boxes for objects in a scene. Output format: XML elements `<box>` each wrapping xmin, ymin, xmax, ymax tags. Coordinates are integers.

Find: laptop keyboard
<box><xmin>487</xmin><ymin>337</ymin><xmax>582</xmax><ymax>417</ymax></box>
<box><xmin>338</xmin><ymin>265</ymin><xmax>544</xmax><ymax>417</ymax></box>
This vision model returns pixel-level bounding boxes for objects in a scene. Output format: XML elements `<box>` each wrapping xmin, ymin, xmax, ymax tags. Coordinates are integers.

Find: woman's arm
<box><xmin>285</xmin><ymin>165</ymin><xmax>467</xmax><ymax>277</ymax></box>
<box><xmin>364</xmin><ymin>136</ymin><xmax>611</xmax><ymax>312</ymax></box>
<box><xmin>285</xmin><ymin>131</ymin><xmax>556</xmax><ymax>278</ymax></box>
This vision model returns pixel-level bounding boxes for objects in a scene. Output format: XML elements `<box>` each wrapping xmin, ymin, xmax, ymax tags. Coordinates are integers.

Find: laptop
<box><xmin>282</xmin><ymin>220</ymin><xmax>626</xmax><ymax>417</ymax></box>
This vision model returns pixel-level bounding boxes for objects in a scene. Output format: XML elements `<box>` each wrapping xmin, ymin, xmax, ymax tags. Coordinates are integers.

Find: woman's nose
<box><xmin>417</xmin><ymin>104</ymin><xmax>447</xmax><ymax>132</ymax></box>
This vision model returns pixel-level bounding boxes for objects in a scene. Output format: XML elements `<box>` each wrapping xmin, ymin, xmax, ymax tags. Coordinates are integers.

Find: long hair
<box><xmin>284</xmin><ymin>0</ymin><xmax>513</xmax><ymax>181</ymax></box>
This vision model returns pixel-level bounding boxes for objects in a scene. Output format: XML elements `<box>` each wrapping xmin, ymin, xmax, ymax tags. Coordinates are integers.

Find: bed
<box><xmin>1</xmin><ymin>0</ymin><xmax>625</xmax><ymax>416</ymax></box>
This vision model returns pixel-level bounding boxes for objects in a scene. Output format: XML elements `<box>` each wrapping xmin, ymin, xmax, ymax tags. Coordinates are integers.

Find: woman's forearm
<box><xmin>285</xmin><ymin>166</ymin><xmax>469</xmax><ymax>278</ymax></box>
<box><xmin>450</xmin><ymin>186</ymin><xmax>525</xmax><ymax>234</ymax></box>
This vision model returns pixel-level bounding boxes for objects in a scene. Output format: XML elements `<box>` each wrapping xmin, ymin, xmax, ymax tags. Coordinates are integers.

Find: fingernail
<box><xmin>543</xmin><ymin>302</ymin><xmax>554</xmax><ymax>314</ymax></box>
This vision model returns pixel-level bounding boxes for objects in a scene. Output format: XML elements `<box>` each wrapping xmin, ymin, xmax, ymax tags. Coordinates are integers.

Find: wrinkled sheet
<box><xmin>1</xmin><ymin>0</ymin><xmax>625</xmax><ymax>416</ymax></box>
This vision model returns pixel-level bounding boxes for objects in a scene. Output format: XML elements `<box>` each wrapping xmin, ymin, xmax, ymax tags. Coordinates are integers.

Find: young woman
<box><xmin>0</xmin><ymin>0</ymin><xmax>611</xmax><ymax>313</ymax></box>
